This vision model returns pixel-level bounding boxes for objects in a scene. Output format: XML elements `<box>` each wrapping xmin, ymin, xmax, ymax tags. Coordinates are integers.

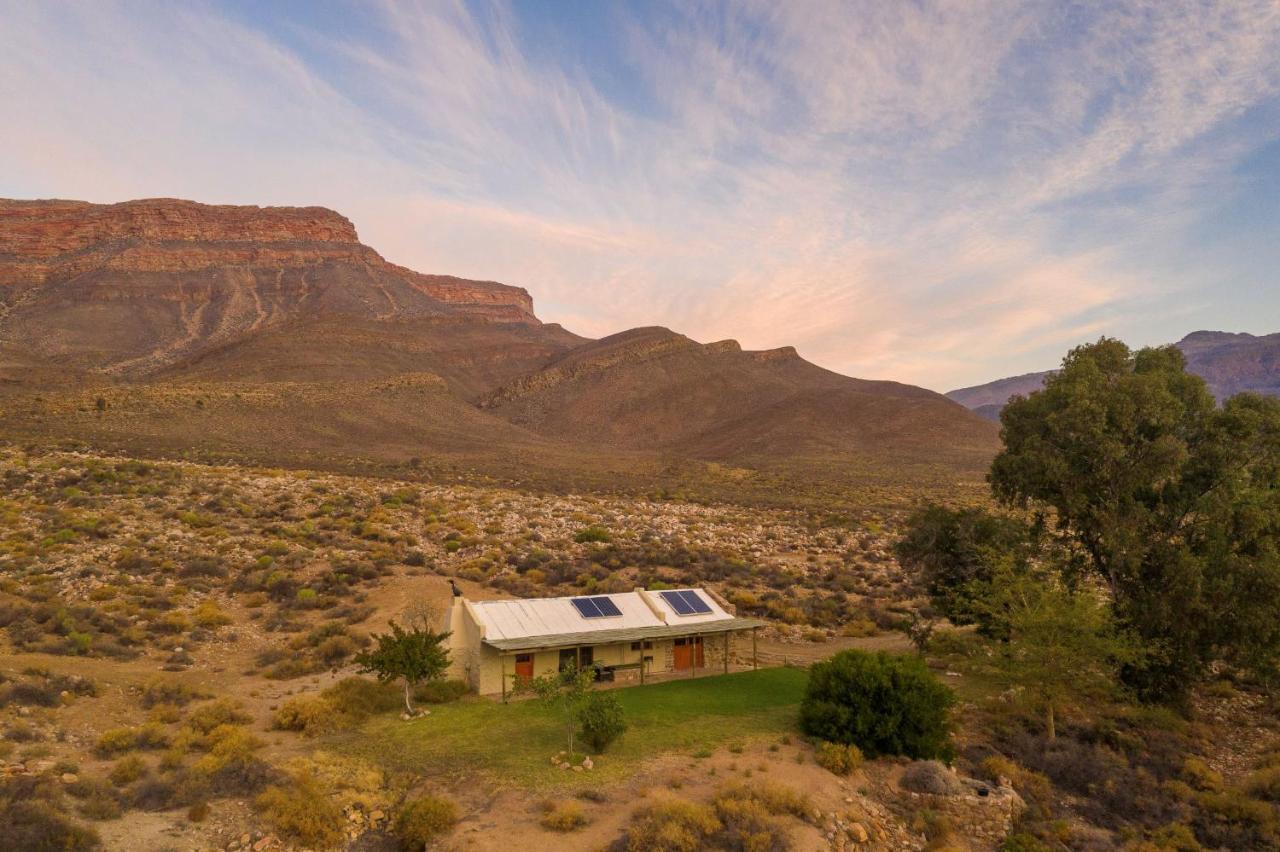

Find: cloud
<box><xmin>1</xmin><ymin>0</ymin><xmax>1278</xmax><ymax>390</ymax></box>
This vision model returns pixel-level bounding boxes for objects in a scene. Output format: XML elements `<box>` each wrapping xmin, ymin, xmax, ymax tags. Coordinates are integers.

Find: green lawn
<box><xmin>332</xmin><ymin>667</ymin><xmax>809</xmax><ymax>788</ymax></box>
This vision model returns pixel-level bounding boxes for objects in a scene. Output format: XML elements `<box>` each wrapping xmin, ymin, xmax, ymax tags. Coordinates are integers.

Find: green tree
<box><xmin>971</xmin><ymin>564</ymin><xmax>1144</xmax><ymax>740</ymax></box>
<box><xmin>895</xmin><ymin>504</ymin><xmax>1036</xmax><ymax>633</ymax></box>
<box><xmin>990</xmin><ymin>338</ymin><xmax>1280</xmax><ymax>700</ymax></box>
<box><xmin>579</xmin><ymin>690</ymin><xmax>627</xmax><ymax>752</ymax></box>
<box><xmin>354</xmin><ymin>621</ymin><xmax>451</xmax><ymax>715</ymax></box>
<box><xmin>799</xmin><ymin>649</ymin><xmax>954</xmax><ymax>760</ymax></box>
<box><xmin>526</xmin><ymin>663</ymin><xmax>595</xmax><ymax>756</ymax></box>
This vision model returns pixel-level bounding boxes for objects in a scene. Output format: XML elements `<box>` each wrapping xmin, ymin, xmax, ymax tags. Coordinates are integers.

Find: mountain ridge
<box><xmin>948</xmin><ymin>331</ymin><xmax>1280</xmax><ymax>420</ymax></box>
<box><xmin>0</xmin><ymin>196</ymin><xmax>999</xmax><ymax>495</ymax></box>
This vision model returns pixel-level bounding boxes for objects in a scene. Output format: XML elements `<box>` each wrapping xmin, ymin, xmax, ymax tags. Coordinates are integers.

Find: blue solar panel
<box><xmin>571</xmin><ymin>597</ymin><xmax>602</xmax><ymax>618</ymax></box>
<box><xmin>680</xmin><ymin>590</ymin><xmax>713</xmax><ymax>614</ymax></box>
<box><xmin>660</xmin><ymin>590</ymin><xmax>695</xmax><ymax>615</ymax></box>
<box><xmin>593</xmin><ymin>596</ymin><xmax>622</xmax><ymax>617</ymax></box>
<box><xmin>571</xmin><ymin>596</ymin><xmax>622</xmax><ymax>618</ymax></box>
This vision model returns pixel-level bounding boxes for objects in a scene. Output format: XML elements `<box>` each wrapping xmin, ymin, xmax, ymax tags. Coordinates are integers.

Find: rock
<box><xmin>60</xmin><ymin>773</ymin><xmax>78</xmax><ymax>784</ymax></box>
<box><xmin>582</xmin><ymin>757</ymin><xmax>593</xmax><ymax>770</ymax></box>
<box><xmin>572</xmin><ymin>765</ymin><xmax>584</xmax><ymax>772</ymax></box>
<box><xmin>848</xmin><ymin>822</ymin><xmax>868</xmax><ymax>843</ymax></box>
<box><xmin>370</xmin><ymin>810</ymin><xmax>385</xmax><ymax>823</ymax></box>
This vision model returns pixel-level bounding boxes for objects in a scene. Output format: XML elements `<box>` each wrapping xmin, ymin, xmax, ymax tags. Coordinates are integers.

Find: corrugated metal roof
<box><xmin>483</xmin><ymin>617</ymin><xmax>767</xmax><ymax>652</ymax></box>
<box><xmin>467</xmin><ymin>588</ymin><xmax>734</xmax><ymax>643</ymax></box>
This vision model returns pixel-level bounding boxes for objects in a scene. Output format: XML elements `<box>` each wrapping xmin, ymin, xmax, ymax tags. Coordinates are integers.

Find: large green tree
<box><xmin>989</xmin><ymin>338</ymin><xmax>1280</xmax><ymax>699</ymax></box>
<box><xmin>894</xmin><ymin>504</ymin><xmax>1037</xmax><ymax>633</ymax></box>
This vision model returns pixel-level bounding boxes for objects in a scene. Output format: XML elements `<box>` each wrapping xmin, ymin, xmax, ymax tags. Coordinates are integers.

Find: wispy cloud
<box><xmin>2</xmin><ymin>0</ymin><xmax>1278</xmax><ymax>389</ymax></box>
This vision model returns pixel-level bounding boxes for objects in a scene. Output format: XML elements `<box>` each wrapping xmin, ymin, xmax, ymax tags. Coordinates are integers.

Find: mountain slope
<box><xmin>483</xmin><ymin>327</ymin><xmax>998</xmax><ymax>463</ymax></box>
<box><xmin>947</xmin><ymin>331</ymin><xmax>1280</xmax><ymax>420</ymax></box>
<box><xmin>1</xmin><ymin>196</ymin><xmax>1000</xmax><ymax>497</ymax></box>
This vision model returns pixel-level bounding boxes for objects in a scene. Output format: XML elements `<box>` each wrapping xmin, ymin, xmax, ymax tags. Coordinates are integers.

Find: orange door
<box><xmin>695</xmin><ymin>637</ymin><xmax>705</xmax><ymax>667</ymax></box>
<box><xmin>673</xmin><ymin>639</ymin><xmax>691</xmax><ymax>670</ymax></box>
<box><xmin>514</xmin><ymin>653</ymin><xmax>534</xmax><ymax>680</ymax></box>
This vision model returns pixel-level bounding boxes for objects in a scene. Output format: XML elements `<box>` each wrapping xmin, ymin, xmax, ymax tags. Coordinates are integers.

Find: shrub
<box><xmin>899</xmin><ymin>760</ymin><xmax>965</xmax><ymax>796</ymax></box>
<box><xmin>187</xmin><ymin>801</ymin><xmax>210</xmax><ymax>823</ymax></box>
<box><xmin>109</xmin><ymin>755</ymin><xmax>148</xmax><ymax>785</ymax></box>
<box><xmin>256</xmin><ymin>770</ymin><xmax>344</xmax><ymax>848</ymax></box>
<box><xmin>799</xmin><ymin>650</ymin><xmax>954</xmax><ymax>760</ymax></box>
<box><xmin>139</xmin><ymin>678</ymin><xmax>206</xmax><ymax>708</ymax></box>
<box><xmin>95</xmin><ymin>723</ymin><xmax>169</xmax><ymax>756</ymax></box>
<box><xmin>395</xmin><ymin>795</ymin><xmax>459</xmax><ymax>849</ymax></box>
<box><xmin>272</xmin><ymin>697</ymin><xmax>344</xmax><ymax>737</ymax></box>
<box><xmin>575</xmin><ymin>526</ymin><xmax>612</xmax><ymax>543</ymax></box>
<box><xmin>625</xmin><ymin>797</ymin><xmax>721</xmax><ymax>851</ymax></box>
<box><xmin>0</xmin><ymin>801</ymin><xmax>100</xmax><ymax>850</ymax></box>
<box><xmin>1246</xmin><ymin>765</ymin><xmax>1280</xmax><ymax>802</ymax></box>
<box><xmin>540</xmin><ymin>800</ymin><xmax>589</xmax><ymax>832</ymax></box>
<box><xmin>413</xmin><ymin>678</ymin><xmax>468</xmax><ymax>704</ymax></box>
<box><xmin>814</xmin><ymin>741</ymin><xmax>863</xmax><ymax>776</ymax></box>
<box><xmin>186</xmin><ymin>698</ymin><xmax>250</xmax><ymax>734</ymax></box>
<box><xmin>579</xmin><ymin>691</ymin><xmax>627</xmax><ymax>753</ymax></box>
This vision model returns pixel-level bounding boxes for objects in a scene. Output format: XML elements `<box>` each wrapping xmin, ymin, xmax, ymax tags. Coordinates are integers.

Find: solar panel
<box><xmin>679</xmin><ymin>590</ymin><xmax>713</xmax><ymax>614</ymax></box>
<box><xmin>660</xmin><ymin>590</ymin><xmax>695</xmax><ymax>615</ymax></box>
<box><xmin>593</xmin><ymin>596</ymin><xmax>622</xmax><ymax>617</ymax></box>
<box><xmin>571</xmin><ymin>597</ymin><xmax>602</xmax><ymax>618</ymax></box>
<box><xmin>571</xmin><ymin>596</ymin><xmax>622</xmax><ymax>619</ymax></box>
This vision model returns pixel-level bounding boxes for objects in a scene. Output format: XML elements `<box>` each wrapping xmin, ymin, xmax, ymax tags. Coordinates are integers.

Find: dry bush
<box><xmin>540</xmin><ymin>800</ymin><xmax>589</xmax><ymax>832</ymax></box>
<box><xmin>272</xmin><ymin>696</ymin><xmax>345</xmax><ymax>737</ymax></box>
<box><xmin>108</xmin><ymin>755</ymin><xmax>148</xmax><ymax>785</ymax></box>
<box><xmin>256</xmin><ymin>770</ymin><xmax>344</xmax><ymax>848</ymax></box>
<box><xmin>899</xmin><ymin>761</ymin><xmax>965</xmax><ymax>796</ymax></box>
<box><xmin>814</xmin><ymin>741</ymin><xmax>863</xmax><ymax>776</ymax></box>
<box><xmin>185</xmin><ymin>698</ymin><xmax>250</xmax><ymax>734</ymax></box>
<box><xmin>139</xmin><ymin>677</ymin><xmax>207</xmax><ymax>708</ymax></box>
<box><xmin>395</xmin><ymin>794</ymin><xmax>459</xmax><ymax>849</ymax></box>
<box><xmin>0</xmin><ymin>800</ymin><xmax>100</xmax><ymax>850</ymax></box>
<box><xmin>625</xmin><ymin>797</ymin><xmax>721</xmax><ymax>851</ymax></box>
<box><xmin>94</xmin><ymin>723</ymin><xmax>169</xmax><ymax>757</ymax></box>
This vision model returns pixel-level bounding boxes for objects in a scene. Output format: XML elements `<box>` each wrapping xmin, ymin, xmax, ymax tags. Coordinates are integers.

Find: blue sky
<box><xmin>2</xmin><ymin>1</ymin><xmax>1278</xmax><ymax>391</ymax></box>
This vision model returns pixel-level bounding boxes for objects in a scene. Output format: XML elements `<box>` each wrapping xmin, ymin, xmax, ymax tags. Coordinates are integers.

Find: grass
<box><xmin>334</xmin><ymin>667</ymin><xmax>808</xmax><ymax>788</ymax></box>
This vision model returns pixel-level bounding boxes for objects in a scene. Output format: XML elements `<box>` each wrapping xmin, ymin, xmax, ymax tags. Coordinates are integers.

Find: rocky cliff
<box><xmin>0</xmin><ymin>198</ymin><xmax>536</xmax><ymax>374</ymax></box>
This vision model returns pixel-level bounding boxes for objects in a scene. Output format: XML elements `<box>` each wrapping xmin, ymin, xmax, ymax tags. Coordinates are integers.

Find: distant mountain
<box><xmin>947</xmin><ymin>331</ymin><xmax>1280</xmax><ymax>421</ymax></box>
<box><xmin>0</xmin><ymin>196</ymin><xmax>998</xmax><ymax>493</ymax></box>
<box><xmin>481</xmin><ymin>326</ymin><xmax>996</xmax><ymax>463</ymax></box>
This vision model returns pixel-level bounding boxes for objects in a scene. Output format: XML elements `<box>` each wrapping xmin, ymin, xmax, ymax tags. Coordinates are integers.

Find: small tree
<box><xmin>579</xmin><ymin>691</ymin><xmax>627</xmax><ymax>752</ymax></box>
<box><xmin>354</xmin><ymin>621</ymin><xmax>450</xmax><ymax>715</ymax></box>
<box><xmin>972</xmin><ymin>566</ymin><xmax>1144</xmax><ymax>740</ymax></box>
<box><xmin>800</xmin><ymin>650</ymin><xmax>954</xmax><ymax>760</ymax></box>
<box><xmin>527</xmin><ymin>663</ymin><xmax>594</xmax><ymax>756</ymax></box>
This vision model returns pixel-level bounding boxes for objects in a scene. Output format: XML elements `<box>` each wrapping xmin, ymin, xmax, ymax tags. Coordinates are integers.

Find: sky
<box><xmin>2</xmin><ymin>1</ymin><xmax>1279</xmax><ymax>391</ymax></box>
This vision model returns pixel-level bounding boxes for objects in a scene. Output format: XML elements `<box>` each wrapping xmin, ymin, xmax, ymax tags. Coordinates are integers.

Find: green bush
<box><xmin>799</xmin><ymin>650</ymin><xmax>954</xmax><ymax>760</ymax></box>
<box><xmin>574</xmin><ymin>526</ymin><xmax>612</xmax><ymax>543</ymax></box>
<box><xmin>814</xmin><ymin>741</ymin><xmax>863</xmax><ymax>776</ymax></box>
<box><xmin>412</xmin><ymin>679</ymin><xmax>467</xmax><ymax>704</ymax></box>
<box><xmin>579</xmin><ymin>691</ymin><xmax>627</xmax><ymax>752</ymax></box>
<box><xmin>395</xmin><ymin>795</ymin><xmax>458</xmax><ymax>849</ymax></box>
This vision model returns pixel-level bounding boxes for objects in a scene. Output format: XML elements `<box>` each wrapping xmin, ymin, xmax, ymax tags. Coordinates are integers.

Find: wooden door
<box><xmin>694</xmin><ymin>637</ymin><xmax>705</xmax><ymax>667</ymax></box>
<box><xmin>674</xmin><ymin>638</ymin><xmax>692</xmax><ymax>670</ymax></box>
<box><xmin>514</xmin><ymin>653</ymin><xmax>534</xmax><ymax>680</ymax></box>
